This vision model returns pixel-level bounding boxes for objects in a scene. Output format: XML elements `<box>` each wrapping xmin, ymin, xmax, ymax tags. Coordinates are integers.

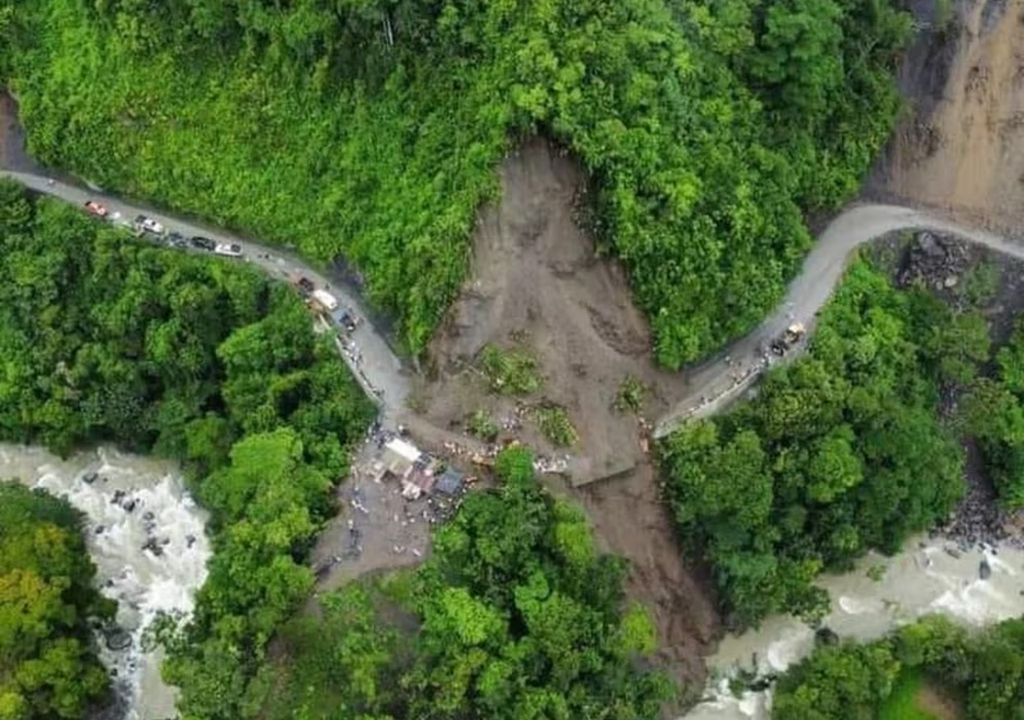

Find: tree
<box><xmin>0</xmin><ymin>483</ymin><xmax>110</xmax><ymax>719</ymax></box>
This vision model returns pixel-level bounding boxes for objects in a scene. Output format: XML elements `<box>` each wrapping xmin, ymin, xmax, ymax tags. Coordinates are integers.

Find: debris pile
<box><xmin>897</xmin><ymin>231</ymin><xmax>970</xmax><ymax>292</ymax></box>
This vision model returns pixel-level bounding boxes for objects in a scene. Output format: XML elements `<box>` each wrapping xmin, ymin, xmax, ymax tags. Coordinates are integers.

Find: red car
<box><xmin>84</xmin><ymin>200</ymin><xmax>108</xmax><ymax>218</ymax></box>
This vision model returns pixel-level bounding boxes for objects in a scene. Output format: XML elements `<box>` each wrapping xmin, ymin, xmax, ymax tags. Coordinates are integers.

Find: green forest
<box><xmin>0</xmin><ymin>182</ymin><xmax>374</xmax><ymax>718</ymax></box>
<box><xmin>772</xmin><ymin>615</ymin><xmax>1024</xmax><ymax>720</ymax></box>
<box><xmin>253</xmin><ymin>447</ymin><xmax>669</xmax><ymax>720</ymax></box>
<box><xmin>0</xmin><ymin>183</ymin><xmax>667</xmax><ymax>717</ymax></box>
<box><xmin>964</xmin><ymin>318</ymin><xmax>1024</xmax><ymax>509</ymax></box>
<box><xmin>661</xmin><ymin>259</ymin><xmax>988</xmax><ymax>625</ymax></box>
<box><xmin>0</xmin><ymin>483</ymin><xmax>110</xmax><ymax>719</ymax></box>
<box><xmin>0</xmin><ymin>0</ymin><xmax>910</xmax><ymax>367</ymax></box>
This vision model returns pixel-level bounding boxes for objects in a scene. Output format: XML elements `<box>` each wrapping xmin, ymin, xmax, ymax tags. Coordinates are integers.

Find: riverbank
<box><xmin>0</xmin><ymin>444</ymin><xmax>210</xmax><ymax>720</ymax></box>
<box><xmin>684</xmin><ymin>535</ymin><xmax>1024</xmax><ymax>719</ymax></box>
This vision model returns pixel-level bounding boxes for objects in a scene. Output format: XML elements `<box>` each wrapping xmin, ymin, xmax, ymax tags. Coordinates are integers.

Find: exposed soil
<box><xmin>915</xmin><ymin>681</ymin><xmax>964</xmax><ymax>720</ymax></box>
<box><xmin>416</xmin><ymin>137</ymin><xmax>689</xmax><ymax>484</ymax></box>
<box><xmin>868</xmin><ymin>0</ymin><xmax>1024</xmax><ymax>236</ymax></box>
<box><xmin>414</xmin><ymin>138</ymin><xmax>720</xmax><ymax>692</ymax></box>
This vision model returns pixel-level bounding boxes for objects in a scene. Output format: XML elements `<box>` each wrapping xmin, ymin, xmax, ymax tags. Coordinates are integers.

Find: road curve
<box><xmin>653</xmin><ymin>204</ymin><xmax>1024</xmax><ymax>438</ymax></box>
<box><xmin>5</xmin><ymin>170</ymin><xmax>1022</xmax><ymax>445</ymax></box>
<box><xmin>0</xmin><ymin>169</ymin><xmax>412</xmax><ymax>422</ymax></box>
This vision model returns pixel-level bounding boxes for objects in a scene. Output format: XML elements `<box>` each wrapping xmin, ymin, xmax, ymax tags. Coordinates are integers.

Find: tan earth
<box><xmin>413</xmin><ymin>137</ymin><xmax>720</xmax><ymax>690</ymax></box>
<box><xmin>416</xmin><ymin>137</ymin><xmax>691</xmax><ymax>482</ymax></box>
<box><xmin>873</xmin><ymin>0</ymin><xmax>1024</xmax><ymax>235</ymax></box>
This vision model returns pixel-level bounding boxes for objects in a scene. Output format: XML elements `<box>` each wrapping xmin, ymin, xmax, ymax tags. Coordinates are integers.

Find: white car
<box><xmin>214</xmin><ymin>242</ymin><xmax>243</xmax><ymax>257</ymax></box>
<box><xmin>134</xmin><ymin>215</ymin><xmax>165</xmax><ymax>235</ymax></box>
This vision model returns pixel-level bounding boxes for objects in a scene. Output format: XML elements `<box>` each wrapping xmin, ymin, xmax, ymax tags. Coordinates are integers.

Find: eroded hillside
<box><xmin>873</xmin><ymin>0</ymin><xmax>1024</xmax><ymax>234</ymax></box>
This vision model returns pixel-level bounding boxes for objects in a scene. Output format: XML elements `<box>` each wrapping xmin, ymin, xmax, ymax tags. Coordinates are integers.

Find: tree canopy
<box><xmin>773</xmin><ymin>615</ymin><xmax>1024</xmax><ymax>720</ymax></box>
<box><xmin>0</xmin><ymin>183</ymin><xmax>375</xmax><ymax>718</ymax></box>
<box><xmin>252</xmin><ymin>446</ymin><xmax>671</xmax><ymax>720</ymax></box>
<box><xmin>2</xmin><ymin>0</ymin><xmax>910</xmax><ymax>367</ymax></box>
<box><xmin>964</xmin><ymin>318</ymin><xmax>1024</xmax><ymax>509</ymax></box>
<box><xmin>0</xmin><ymin>482</ymin><xmax>111</xmax><ymax>720</ymax></box>
<box><xmin>661</xmin><ymin>260</ymin><xmax>971</xmax><ymax>625</ymax></box>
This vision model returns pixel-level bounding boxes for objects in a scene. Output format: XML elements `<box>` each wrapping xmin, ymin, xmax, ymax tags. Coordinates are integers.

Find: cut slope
<box><xmin>873</xmin><ymin>0</ymin><xmax>1024</xmax><ymax>233</ymax></box>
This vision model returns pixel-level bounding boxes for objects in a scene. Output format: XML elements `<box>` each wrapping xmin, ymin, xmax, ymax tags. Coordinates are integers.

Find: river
<box><xmin>0</xmin><ymin>443</ymin><xmax>211</xmax><ymax>720</ymax></box>
<box><xmin>683</xmin><ymin>537</ymin><xmax>1024</xmax><ymax>719</ymax></box>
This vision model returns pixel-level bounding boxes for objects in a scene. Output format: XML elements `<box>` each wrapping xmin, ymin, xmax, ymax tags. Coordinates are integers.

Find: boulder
<box><xmin>916</xmin><ymin>231</ymin><xmax>945</xmax><ymax>257</ymax></box>
<box><xmin>104</xmin><ymin>628</ymin><xmax>132</xmax><ymax>652</ymax></box>
<box><xmin>142</xmin><ymin>537</ymin><xmax>164</xmax><ymax>557</ymax></box>
<box><xmin>980</xmin><ymin>559</ymin><xmax>992</xmax><ymax>580</ymax></box>
<box><xmin>815</xmin><ymin>626</ymin><xmax>840</xmax><ymax>646</ymax></box>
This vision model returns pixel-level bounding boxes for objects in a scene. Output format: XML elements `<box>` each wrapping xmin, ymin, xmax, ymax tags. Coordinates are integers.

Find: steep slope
<box><xmin>872</xmin><ymin>0</ymin><xmax>1024</xmax><ymax>234</ymax></box>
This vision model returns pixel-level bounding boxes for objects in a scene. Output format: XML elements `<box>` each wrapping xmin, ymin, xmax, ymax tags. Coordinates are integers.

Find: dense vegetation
<box><xmin>0</xmin><ymin>183</ymin><xmax>375</xmax><ymax>718</ymax></box>
<box><xmin>2</xmin><ymin>0</ymin><xmax>910</xmax><ymax>367</ymax></box>
<box><xmin>662</xmin><ymin>260</ymin><xmax>985</xmax><ymax>625</ymax></box>
<box><xmin>252</xmin><ymin>446</ymin><xmax>670</xmax><ymax>720</ymax></box>
<box><xmin>773</xmin><ymin>615</ymin><xmax>1024</xmax><ymax>720</ymax></box>
<box><xmin>0</xmin><ymin>482</ymin><xmax>111</xmax><ymax>719</ymax></box>
<box><xmin>965</xmin><ymin>318</ymin><xmax>1024</xmax><ymax>508</ymax></box>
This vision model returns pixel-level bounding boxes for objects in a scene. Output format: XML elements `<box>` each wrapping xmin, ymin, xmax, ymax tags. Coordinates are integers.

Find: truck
<box><xmin>312</xmin><ymin>288</ymin><xmax>339</xmax><ymax>311</ymax></box>
<box><xmin>784</xmin><ymin>322</ymin><xmax>805</xmax><ymax>346</ymax></box>
<box><xmin>770</xmin><ymin>322</ymin><xmax>807</xmax><ymax>356</ymax></box>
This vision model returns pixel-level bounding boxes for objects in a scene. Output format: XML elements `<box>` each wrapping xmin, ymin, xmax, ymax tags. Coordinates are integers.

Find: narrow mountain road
<box><xmin>4</xmin><ymin>171</ymin><xmax>1022</xmax><ymax>445</ymax></box>
<box><xmin>653</xmin><ymin>204</ymin><xmax>1024</xmax><ymax>437</ymax></box>
<box><xmin>0</xmin><ymin>169</ymin><xmax>411</xmax><ymax>423</ymax></box>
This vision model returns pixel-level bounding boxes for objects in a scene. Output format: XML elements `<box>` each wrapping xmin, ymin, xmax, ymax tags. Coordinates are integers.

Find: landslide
<box><xmin>417</xmin><ymin>138</ymin><xmax>720</xmax><ymax>689</ymax></box>
<box><xmin>871</xmin><ymin>0</ymin><xmax>1024</xmax><ymax>234</ymax></box>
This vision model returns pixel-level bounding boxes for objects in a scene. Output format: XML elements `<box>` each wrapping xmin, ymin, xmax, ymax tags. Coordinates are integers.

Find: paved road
<box><xmin>652</xmin><ymin>204</ymin><xmax>1024</xmax><ymax>437</ymax></box>
<box><xmin>5</xmin><ymin>171</ymin><xmax>1023</xmax><ymax>446</ymax></box>
<box><xmin>0</xmin><ymin>170</ymin><xmax>411</xmax><ymax>423</ymax></box>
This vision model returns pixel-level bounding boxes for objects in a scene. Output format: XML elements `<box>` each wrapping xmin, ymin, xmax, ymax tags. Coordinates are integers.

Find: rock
<box><xmin>944</xmin><ymin>275</ymin><xmax>959</xmax><ymax>288</ymax></box>
<box><xmin>83</xmin><ymin>472</ymin><xmax>98</xmax><ymax>485</ymax></box>
<box><xmin>186</xmin><ymin>534</ymin><xmax>197</xmax><ymax>548</ymax></box>
<box><xmin>944</xmin><ymin>546</ymin><xmax>962</xmax><ymax>559</ymax></box>
<box><xmin>980</xmin><ymin>559</ymin><xmax>992</xmax><ymax>580</ymax></box>
<box><xmin>111</xmin><ymin>489</ymin><xmax>125</xmax><ymax>505</ymax></box>
<box><xmin>104</xmin><ymin>628</ymin><xmax>132</xmax><ymax>652</ymax></box>
<box><xmin>142</xmin><ymin>511</ymin><xmax>155</xmax><ymax>522</ymax></box>
<box><xmin>95</xmin><ymin>525</ymin><xmax>105</xmax><ymax>534</ymax></box>
<box><xmin>122</xmin><ymin>499</ymin><xmax>137</xmax><ymax>513</ymax></box>
<box><xmin>815</xmin><ymin>627</ymin><xmax>840</xmax><ymax>646</ymax></box>
<box><xmin>917</xmin><ymin>231</ymin><xmax>945</xmax><ymax>257</ymax></box>
<box><xmin>142</xmin><ymin>537</ymin><xmax>164</xmax><ymax>557</ymax></box>
<box><xmin>749</xmin><ymin>674</ymin><xmax>776</xmax><ymax>692</ymax></box>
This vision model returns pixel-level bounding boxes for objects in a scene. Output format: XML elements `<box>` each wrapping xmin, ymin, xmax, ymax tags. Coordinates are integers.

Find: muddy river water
<box><xmin>3</xmin><ymin>440</ymin><xmax>1023</xmax><ymax>720</ymax></box>
<box><xmin>0</xmin><ymin>443</ymin><xmax>210</xmax><ymax>720</ymax></box>
<box><xmin>683</xmin><ymin>538</ymin><xmax>1024</xmax><ymax>719</ymax></box>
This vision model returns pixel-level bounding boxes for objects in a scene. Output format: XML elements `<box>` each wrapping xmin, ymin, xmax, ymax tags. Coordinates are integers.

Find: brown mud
<box><xmin>415</xmin><ymin>138</ymin><xmax>720</xmax><ymax>691</ymax></box>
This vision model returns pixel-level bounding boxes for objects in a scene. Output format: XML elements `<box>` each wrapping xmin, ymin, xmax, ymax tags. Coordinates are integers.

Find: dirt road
<box><xmin>653</xmin><ymin>204</ymin><xmax>1024</xmax><ymax>437</ymax></box>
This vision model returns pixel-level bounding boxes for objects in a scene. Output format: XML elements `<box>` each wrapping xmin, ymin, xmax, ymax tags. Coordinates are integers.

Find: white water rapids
<box><xmin>0</xmin><ymin>443</ymin><xmax>211</xmax><ymax>720</ymax></box>
<box><xmin>683</xmin><ymin>537</ymin><xmax>1024</xmax><ymax>719</ymax></box>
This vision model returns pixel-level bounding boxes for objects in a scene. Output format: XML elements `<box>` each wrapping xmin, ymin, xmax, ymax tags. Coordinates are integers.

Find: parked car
<box><xmin>296</xmin><ymin>276</ymin><xmax>315</xmax><ymax>294</ymax></box>
<box><xmin>190</xmin><ymin>235</ymin><xmax>216</xmax><ymax>251</ymax></box>
<box><xmin>167</xmin><ymin>232</ymin><xmax>187</xmax><ymax>248</ymax></box>
<box><xmin>133</xmin><ymin>215</ymin><xmax>164</xmax><ymax>235</ymax></box>
<box><xmin>84</xmin><ymin>200</ymin><xmax>108</xmax><ymax>218</ymax></box>
<box><xmin>214</xmin><ymin>242</ymin><xmax>243</xmax><ymax>257</ymax></box>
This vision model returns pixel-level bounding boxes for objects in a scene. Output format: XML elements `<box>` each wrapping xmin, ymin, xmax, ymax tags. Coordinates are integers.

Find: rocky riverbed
<box><xmin>0</xmin><ymin>444</ymin><xmax>210</xmax><ymax>720</ymax></box>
